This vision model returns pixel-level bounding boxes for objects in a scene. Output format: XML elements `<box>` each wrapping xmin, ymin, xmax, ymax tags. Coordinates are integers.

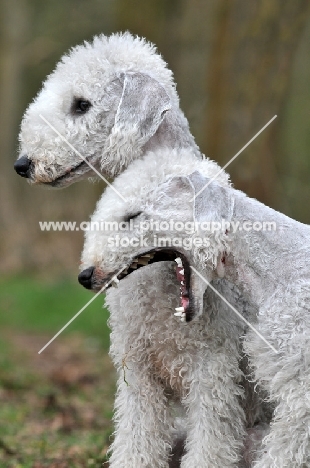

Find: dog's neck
<box><xmin>142</xmin><ymin>108</ymin><xmax>201</xmax><ymax>159</ymax></box>
<box><xmin>221</xmin><ymin>190</ymin><xmax>310</xmax><ymax>307</ymax></box>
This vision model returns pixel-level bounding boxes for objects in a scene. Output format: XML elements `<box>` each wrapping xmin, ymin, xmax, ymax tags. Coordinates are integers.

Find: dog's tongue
<box><xmin>181</xmin><ymin>296</ymin><xmax>189</xmax><ymax>309</ymax></box>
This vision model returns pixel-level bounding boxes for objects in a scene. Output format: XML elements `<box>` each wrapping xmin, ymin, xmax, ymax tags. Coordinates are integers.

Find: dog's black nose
<box><xmin>14</xmin><ymin>155</ymin><xmax>32</xmax><ymax>178</ymax></box>
<box><xmin>78</xmin><ymin>267</ymin><xmax>95</xmax><ymax>289</ymax></box>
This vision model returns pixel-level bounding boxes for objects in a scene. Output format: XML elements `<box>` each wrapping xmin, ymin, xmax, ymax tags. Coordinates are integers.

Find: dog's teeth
<box><xmin>174</xmin><ymin>309</ymin><xmax>186</xmax><ymax>321</ymax></box>
<box><xmin>174</xmin><ymin>311</ymin><xmax>184</xmax><ymax>317</ymax></box>
<box><xmin>179</xmin><ymin>269</ymin><xmax>184</xmax><ymax>275</ymax></box>
<box><xmin>175</xmin><ymin>257</ymin><xmax>183</xmax><ymax>267</ymax></box>
<box><xmin>181</xmin><ymin>281</ymin><xmax>184</xmax><ymax>285</ymax></box>
<box><xmin>175</xmin><ymin>306</ymin><xmax>185</xmax><ymax>313</ymax></box>
<box><xmin>142</xmin><ymin>254</ymin><xmax>152</xmax><ymax>258</ymax></box>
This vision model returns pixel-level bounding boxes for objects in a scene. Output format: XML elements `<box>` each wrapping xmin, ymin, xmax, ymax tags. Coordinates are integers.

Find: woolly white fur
<box><xmin>18</xmin><ymin>32</ymin><xmax>270</xmax><ymax>467</ymax></box>
<box><xmin>81</xmin><ymin>148</ymin><xmax>229</xmax><ymax>268</ymax></box>
<box><xmin>18</xmin><ymin>32</ymin><xmax>199</xmax><ymax>185</ymax></box>
<box><xmin>81</xmin><ymin>150</ymin><xmax>272</xmax><ymax>468</ymax></box>
<box><xmin>83</xmin><ymin>158</ymin><xmax>310</xmax><ymax>467</ymax></box>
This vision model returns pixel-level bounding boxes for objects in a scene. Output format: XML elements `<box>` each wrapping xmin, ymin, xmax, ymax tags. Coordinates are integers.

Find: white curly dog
<box><xmin>80</xmin><ymin>150</ymin><xmax>310</xmax><ymax>468</ymax></box>
<box><xmin>16</xmin><ymin>33</ymin><xmax>270</xmax><ymax>466</ymax></box>
<box><xmin>15</xmin><ymin>32</ymin><xmax>200</xmax><ymax>185</ymax></box>
<box><xmin>79</xmin><ymin>149</ymin><xmax>269</xmax><ymax>468</ymax></box>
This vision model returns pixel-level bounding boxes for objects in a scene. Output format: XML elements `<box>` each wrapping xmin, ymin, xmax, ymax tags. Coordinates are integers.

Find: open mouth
<box><xmin>108</xmin><ymin>248</ymin><xmax>194</xmax><ymax>322</ymax></box>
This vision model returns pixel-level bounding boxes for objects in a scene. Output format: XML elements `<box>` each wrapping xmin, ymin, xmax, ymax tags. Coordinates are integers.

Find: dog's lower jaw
<box><xmin>188</xmin><ymin>296</ymin><xmax>204</xmax><ymax>322</ymax></box>
<box><xmin>185</xmin><ymin>271</ymin><xmax>209</xmax><ymax>321</ymax></box>
<box><xmin>48</xmin><ymin>163</ymin><xmax>94</xmax><ymax>187</ymax></box>
<box><xmin>30</xmin><ymin>155</ymin><xmax>100</xmax><ymax>187</ymax></box>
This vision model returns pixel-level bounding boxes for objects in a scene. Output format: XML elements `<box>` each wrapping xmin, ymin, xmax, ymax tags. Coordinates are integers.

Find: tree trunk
<box><xmin>0</xmin><ymin>0</ymin><xmax>29</xmax><ymax>225</ymax></box>
<box><xmin>115</xmin><ymin>0</ymin><xmax>219</xmax><ymax>145</ymax></box>
<box><xmin>205</xmin><ymin>0</ymin><xmax>310</xmax><ymax>207</ymax></box>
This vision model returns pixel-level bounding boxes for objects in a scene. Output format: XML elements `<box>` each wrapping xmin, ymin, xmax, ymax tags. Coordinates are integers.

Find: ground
<box><xmin>0</xmin><ymin>276</ymin><xmax>115</xmax><ymax>468</ymax></box>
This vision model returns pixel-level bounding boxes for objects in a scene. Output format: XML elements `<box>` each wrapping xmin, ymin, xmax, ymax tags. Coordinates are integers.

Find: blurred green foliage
<box><xmin>0</xmin><ymin>327</ymin><xmax>114</xmax><ymax>467</ymax></box>
<box><xmin>0</xmin><ymin>276</ymin><xmax>110</xmax><ymax>348</ymax></box>
<box><xmin>0</xmin><ymin>278</ymin><xmax>114</xmax><ymax>467</ymax></box>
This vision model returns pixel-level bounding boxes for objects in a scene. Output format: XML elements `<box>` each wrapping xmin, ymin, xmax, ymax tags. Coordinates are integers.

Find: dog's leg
<box><xmin>246</xmin><ymin>358</ymin><xmax>310</xmax><ymax>467</ymax></box>
<box><xmin>245</xmin><ymin>300</ymin><xmax>310</xmax><ymax>467</ymax></box>
<box><xmin>108</xmin><ymin>371</ymin><xmax>173</xmax><ymax>468</ymax></box>
<box><xmin>180</xmin><ymin>341</ymin><xmax>246</xmax><ymax>468</ymax></box>
<box><xmin>252</xmin><ymin>391</ymin><xmax>310</xmax><ymax>468</ymax></box>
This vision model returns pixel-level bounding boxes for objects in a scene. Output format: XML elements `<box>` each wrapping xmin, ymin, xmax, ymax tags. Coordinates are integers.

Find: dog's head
<box><xmin>15</xmin><ymin>33</ymin><xmax>177</xmax><ymax>187</ymax></box>
<box><xmin>79</xmin><ymin>169</ymin><xmax>233</xmax><ymax>322</ymax></box>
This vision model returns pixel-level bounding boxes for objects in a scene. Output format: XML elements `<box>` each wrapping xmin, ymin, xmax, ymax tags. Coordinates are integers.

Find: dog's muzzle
<box><xmin>14</xmin><ymin>155</ymin><xmax>32</xmax><ymax>178</ymax></box>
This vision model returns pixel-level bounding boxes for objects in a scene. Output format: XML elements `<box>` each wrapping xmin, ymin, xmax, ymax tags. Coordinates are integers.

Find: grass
<box><xmin>0</xmin><ymin>275</ymin><xmax>115</xmax><ymax>467</ymax></box>
<box><xmin>0</xmin><ymin>275</ymin><xmax>110</xmax><ymax>348</ymax></box>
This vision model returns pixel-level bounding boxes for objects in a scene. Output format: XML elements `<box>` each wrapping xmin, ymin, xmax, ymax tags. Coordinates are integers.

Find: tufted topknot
<box><xmin>53</xmin><ymin>32</ymin><xmax>179</xmax><ymax>108</ymax></box>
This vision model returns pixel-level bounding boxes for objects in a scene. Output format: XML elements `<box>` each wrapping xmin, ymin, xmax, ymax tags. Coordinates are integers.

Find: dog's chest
<box><xmin>145</xmin><ymin>313</ymin><xmax>209</xmax><ymax>395</ymax></box>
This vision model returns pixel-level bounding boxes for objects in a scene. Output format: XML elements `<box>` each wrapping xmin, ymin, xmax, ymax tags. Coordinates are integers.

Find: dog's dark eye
<box><xmin>72</xmin><ymin>98</ymin><xmax>91</xmax><ymax>115</ymax></box>
<box><xmin>124</xmin><ymin>211</ymin><xmax>142</xmax><ymax>223</ymax></box>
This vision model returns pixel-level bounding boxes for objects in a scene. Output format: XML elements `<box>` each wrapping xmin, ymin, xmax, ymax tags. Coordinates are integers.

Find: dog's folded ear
<box><xmin>188</xmin><ymin>171</ymin><xmax>234</xmax><ymax>225</ymax></box>
<box><xmin>155</xmin><ymin>171</ymin><xmax>234</xmax><ymax>227</ymax></box>
<box><xmin>103</xmin><ymin>72</ymin><xmax>171</xmax><ymax>175</ymax></box>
